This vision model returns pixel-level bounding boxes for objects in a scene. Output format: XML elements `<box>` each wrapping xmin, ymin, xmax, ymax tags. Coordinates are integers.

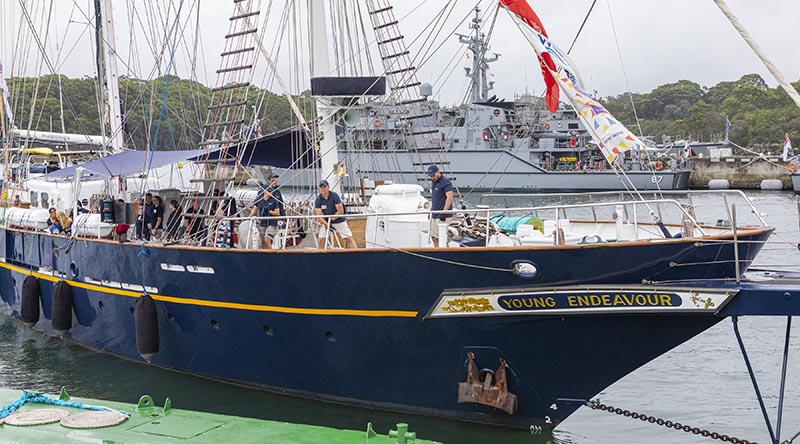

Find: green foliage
<box><xmin>6</xmin><ymin>74</ymin><xmax>311</xmax><ymax>151</ymax></box>
<box><xmin>601</xmin><ymin>74</ymin><xmax>800</xmax><ymax>149</ymax></box>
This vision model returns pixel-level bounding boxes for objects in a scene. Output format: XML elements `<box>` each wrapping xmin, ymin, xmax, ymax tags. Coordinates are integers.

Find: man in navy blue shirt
<box><xmin>266</xmin><ymin>173</ymin><xmax>286</xmax><ymax>218</ymax></box>
<box><xmin>314</xmin><ymin>180</ymin><xmax>357</xmax><ymax>249</ymax></box>
<box><xmin>427</xmin><ymin>165</ymin><xmax>454</xmax><ymax>240</ymax></box>
<box><xmin>136</xmin><ymin>192</ymin><xmax>155</xmax><ymax>240</ymax></box>
<box><xmin>249</xmin><ymin>187</ymin><xmax>281</xmax><ymax>248</ymax></box>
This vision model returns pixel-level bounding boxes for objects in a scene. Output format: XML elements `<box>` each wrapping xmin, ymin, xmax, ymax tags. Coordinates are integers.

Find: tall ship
<box><xmin>0</xmin><ymin>0</ymin><xmax>794</xmax><ymax>433</ymax></box>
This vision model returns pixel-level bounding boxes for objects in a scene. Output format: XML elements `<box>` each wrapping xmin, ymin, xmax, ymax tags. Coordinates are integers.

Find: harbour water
<box><xmin>0</xmin><ymin>190</ymin><xmax>798</xmax><ymax>444</ymax></box>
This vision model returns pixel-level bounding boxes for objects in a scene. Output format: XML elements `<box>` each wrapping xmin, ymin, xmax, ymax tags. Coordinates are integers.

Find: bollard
<box><xmin>389</xmin><ymin>423</ymin><xmax>416</xmax><ymax>444</ymax></box>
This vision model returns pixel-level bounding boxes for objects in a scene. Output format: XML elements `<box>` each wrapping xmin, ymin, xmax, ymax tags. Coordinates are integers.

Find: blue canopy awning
<box><xmin>41</xmin><ymin>149</ymin><xmax>215</xmax><ymax>181</ymax></box>
<box><xmin>204</xmin><ymin>127</ymin><xmax>317</xmax><ymax>168</ymax></box>
<box><xmin>41</xmin><ymin>126</ymin><xmax>316</xmax><ymax>181</ymax></box>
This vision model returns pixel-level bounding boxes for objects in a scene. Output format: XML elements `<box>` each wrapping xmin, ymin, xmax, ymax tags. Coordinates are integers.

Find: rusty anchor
<box><xmin>457</xmin><ymin>352</ymin><xmax>518</xmax><ymax>415</ymax></box>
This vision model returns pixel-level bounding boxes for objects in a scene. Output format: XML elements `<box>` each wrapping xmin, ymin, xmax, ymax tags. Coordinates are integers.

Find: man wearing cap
<box><xmin>314</xmin><ymin>180</ymin><xmax>357</xmax><ymax>249</ymax></box>
<box><xmin>267</xmin><ymin>173</ymin><xmax>286</xmax><ymax>218</ymax></box>
<box><xmin>427</xmin><ymin>165</ymin><xmax>454</xmax><ymax>240</ymax></box>
<box><xmin>249</xmin><ymin>187</ymin><xmax>280</xmax><ymax>248</ymax></box>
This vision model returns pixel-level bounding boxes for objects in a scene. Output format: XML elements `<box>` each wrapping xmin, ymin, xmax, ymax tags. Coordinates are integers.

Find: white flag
<box><xmin>0</xmin><ymin>63</ymin><xmax>14</xmax><ymax>125</ymax></box>
<box><xmin>784</xmin><ymin>133</ymin><xmax>793</xmax><ymax>162</ymax></box>
<box><xmin>682</xmin><ymin>139</ymin><xmax>692</xmax><ymax>159</ymax></box>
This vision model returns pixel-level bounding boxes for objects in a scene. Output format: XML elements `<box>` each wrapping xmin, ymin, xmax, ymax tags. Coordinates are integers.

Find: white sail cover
<box><xmin>502</xmin><ymin>3</ymin><xmax>651</xmax><ymax>163</ymax></box>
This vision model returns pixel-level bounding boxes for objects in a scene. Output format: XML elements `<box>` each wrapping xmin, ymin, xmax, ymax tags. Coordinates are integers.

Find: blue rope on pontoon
<box><xmin>0</xmin><ymin>391</ymin><xmax>128</xmax><ymax>419</ymax></box>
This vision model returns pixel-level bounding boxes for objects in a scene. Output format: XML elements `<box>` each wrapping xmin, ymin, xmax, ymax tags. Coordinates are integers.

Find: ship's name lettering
<box><xmin>497</xmin><ymin>292</ymin><xmax>681</xmax><ymax>311</ymax></box>
<box><xmin>499</xmin><ymin>296</ymin><xmax>557</xmax><ymax>309</ymax></box>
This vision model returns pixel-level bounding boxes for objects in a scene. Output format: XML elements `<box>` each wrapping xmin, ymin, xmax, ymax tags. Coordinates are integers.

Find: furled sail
<box><xmin>500</xmin><ymin>0</ymin><xmax>652</xmax><ymax>164</ymax></box>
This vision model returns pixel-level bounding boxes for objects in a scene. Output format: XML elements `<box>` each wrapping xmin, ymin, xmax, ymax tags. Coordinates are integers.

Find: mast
<box><xmin>57</xmin><ymin>75</ymin><xmax>68</xmax><ymax>151</ymax></box>
<box><xmin>96</xmin><ymin>0</ymin><xmax>125</xmax><ymax>154</ymax></box>
<box><xmin>309</xmin><ymin>0</ymin><xmax>341</xmax><ymax>193</ymax></box>
<box><xmin>0</xmin><ymin>84</ymin><xmax>6</xmax><ymax>192</ymax></box>
<box><xmin>458</xmin><ymin>7</ymin><xmax>498</xmax><ymax>103</ymax></box>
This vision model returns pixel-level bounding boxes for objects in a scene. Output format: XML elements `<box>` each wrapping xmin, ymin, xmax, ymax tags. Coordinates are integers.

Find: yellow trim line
<box><xmin>0</xmin><ymin>261</ymin><xmax>418</xmax><ymax>318</ymax></box>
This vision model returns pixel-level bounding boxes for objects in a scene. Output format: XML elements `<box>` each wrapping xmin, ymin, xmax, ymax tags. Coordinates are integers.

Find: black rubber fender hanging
<box><xmin>20</xmin><ymin>275</ymin><xmax>41</xmax><ymax>327</ymax></box>
<box><xmin>135</xmin><ymin>294</ymin><xmax>159</xmax><ymax>362</ymax></box>
<box><xmin>51</xmin><ymin>280</ymin><xmax>73</xmax><ymax>334</ymax></box>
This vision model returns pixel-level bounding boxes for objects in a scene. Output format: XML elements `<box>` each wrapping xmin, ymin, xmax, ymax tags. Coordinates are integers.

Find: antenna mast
<box><xmin>459</xmin><ymin>7</ymin><xmax>498</xmax><ymax>103</ymax></box>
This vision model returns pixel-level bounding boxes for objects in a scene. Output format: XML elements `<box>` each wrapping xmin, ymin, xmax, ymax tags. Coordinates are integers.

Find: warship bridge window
<box><xmin>30</xmin><ymin>192</ymin><xmax>39</xmax><ymax>208</ymax></box>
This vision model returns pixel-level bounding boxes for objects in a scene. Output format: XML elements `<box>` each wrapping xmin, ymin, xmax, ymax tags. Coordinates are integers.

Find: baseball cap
<box><xmin>426</xmin><ymin>165</ymin><xmax>439</xmax><ymax>177</ymax></box>
<box><xmin>319</xmin><ymin>179</ymin><xmax>330</xmax><ymax>187</ymax></box>
<box><xmin>268</xmin><ymin>173</ymin><xmax>279</xmax><ymax>179</ymax></box>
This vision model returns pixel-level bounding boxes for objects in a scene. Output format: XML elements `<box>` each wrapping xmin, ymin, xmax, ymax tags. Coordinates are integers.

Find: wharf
<box><xmin>0</xmin><ymin>388</ymin><xmax>438</xmax><ymax>444</ymax></box>
<box><xmin>690</xmin><ymin>157</ymin><xmax>790</xmax><ymax>189</ymax></box>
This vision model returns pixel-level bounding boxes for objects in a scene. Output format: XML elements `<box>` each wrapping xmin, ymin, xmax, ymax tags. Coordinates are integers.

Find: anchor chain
<box><xmin>588</xmin><ymin>399</ymin><xmax>757</xmax><ymax>444</ymax></box>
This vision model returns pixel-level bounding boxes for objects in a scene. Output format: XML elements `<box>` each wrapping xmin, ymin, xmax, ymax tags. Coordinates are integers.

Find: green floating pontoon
<box><xmin>0</xmin><ymin>387</ymin><xmax>441</xmax><ymax>444</ymax></box>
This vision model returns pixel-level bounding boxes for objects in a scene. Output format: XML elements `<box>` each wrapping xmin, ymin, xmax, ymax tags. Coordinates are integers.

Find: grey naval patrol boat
<box><xmin>275</xmin><ymin>6</ymin><xmax>689</xmax><ymax>193</ymax></box>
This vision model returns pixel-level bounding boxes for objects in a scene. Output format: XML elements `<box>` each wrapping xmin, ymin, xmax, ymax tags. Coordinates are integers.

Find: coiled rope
<box><xmin>0</xmin><ymin>391</ymin><xmax>128</xmax><ymax>420</ymax></box>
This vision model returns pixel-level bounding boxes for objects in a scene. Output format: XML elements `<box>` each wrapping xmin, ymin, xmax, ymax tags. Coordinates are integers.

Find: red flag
<box><xmin>499</xmin><ymin>0</ymin><xmax>559</xmax><ymax>112</ymax></box>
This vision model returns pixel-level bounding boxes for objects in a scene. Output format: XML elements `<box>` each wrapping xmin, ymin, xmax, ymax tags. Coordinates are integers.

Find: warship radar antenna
<box><xmin>457</xmin><ymin>6</ymin><xmax>499</xmax><ymax>103</ymax></box>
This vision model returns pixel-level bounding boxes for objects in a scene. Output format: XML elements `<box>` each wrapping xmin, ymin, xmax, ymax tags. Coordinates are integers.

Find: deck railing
<box><xmin>226</xmin><ymin>193</ymin><xmax>754</xmax><ymax>250</ymax></box>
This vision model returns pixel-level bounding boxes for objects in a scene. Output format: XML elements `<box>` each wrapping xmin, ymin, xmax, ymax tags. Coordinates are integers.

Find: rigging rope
<box><xmin>567</xmin><ymin>0</ymin><xmax>597</xmax><ymax>54</ymax></box>
<box><xmin>605</xmin><ymin>0</ymin><xmax>644</xmax><ymax>138</ymax></box>
<box><xmin>713</xmin><ymin>0</ymin><xmax>800</xmax><ymax>111</ymax></box>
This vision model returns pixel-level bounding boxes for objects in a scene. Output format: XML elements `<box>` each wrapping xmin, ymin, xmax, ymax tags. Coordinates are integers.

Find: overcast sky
<box><xmin>1</xmin><ymin>0</ymin><xmax>798</xmax><ymax>106</ymax></box>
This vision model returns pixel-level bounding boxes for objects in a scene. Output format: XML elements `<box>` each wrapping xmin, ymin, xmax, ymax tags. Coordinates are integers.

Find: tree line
<box><xmin>601</xmin><ymin>74</ymin><xmax>800</xmax><ymax>150</ymax></box>
<box><xmin>6</xmin><ymin>73</ymin><xmax>800</xmax><ymax>152</ymax></box>
<box><xmin>5</xmin><ymin>74</ymin><xmax>314</xmax><ymax>151</ymax></box>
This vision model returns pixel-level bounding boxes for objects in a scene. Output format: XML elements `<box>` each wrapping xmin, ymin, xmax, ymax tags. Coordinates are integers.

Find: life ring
<box><xmin>653</xmin><ymin>161</ymin><xmax>664</xmax><ymax>171</ymax></box>
<box><xmin>543</xmin><ymin>123</ymin><xmax>550</xmax><ymax>130</ymax></box>
<box><xmin>373</xmin><ymin>119</ymin><xmax>383</xmax><ymax>127</ymax></box>
<box><xmin>788</xmin><ymin>163</ymin><xmax>798</xmax><ymax>173</ymax></box>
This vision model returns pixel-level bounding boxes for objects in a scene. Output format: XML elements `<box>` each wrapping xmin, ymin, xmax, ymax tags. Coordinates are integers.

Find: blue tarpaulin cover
<box><xmin>41</xmin><ymin>149</ymin><xmax>214</xmax><ymax>181</ymax></box>
<box><xmin>41</xmin><ymin>127</ymin><xmax>315</xmax><ymax>181</ymax></box>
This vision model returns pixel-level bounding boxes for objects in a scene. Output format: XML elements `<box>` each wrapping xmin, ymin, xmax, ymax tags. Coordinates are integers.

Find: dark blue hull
<box><xmin>0</xmin><ymin>226</ymin><xmax>772</xmax><ymax>428</ymax></box>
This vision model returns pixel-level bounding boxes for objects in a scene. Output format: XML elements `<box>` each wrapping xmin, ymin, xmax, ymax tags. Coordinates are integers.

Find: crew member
<box><xmin>314</xmin><ymin>180</ymin><xmax>357</xmax><ymax>249</ymax></box>
<box><xmin>427</xmin><ymin>165</ymin><xmax>454</xmax><ymax>240</ymax></box>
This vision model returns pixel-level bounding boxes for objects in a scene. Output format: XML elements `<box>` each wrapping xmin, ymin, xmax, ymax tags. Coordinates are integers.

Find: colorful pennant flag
<box><xmin>499</xmin><ymin>0</ymin><xmax>559</xmax><ymax>113</ymax></box>
<box><xmin>500</xmin><ymin>1</ymin><xmax>651</xmax><ymax>163</ymax></box>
